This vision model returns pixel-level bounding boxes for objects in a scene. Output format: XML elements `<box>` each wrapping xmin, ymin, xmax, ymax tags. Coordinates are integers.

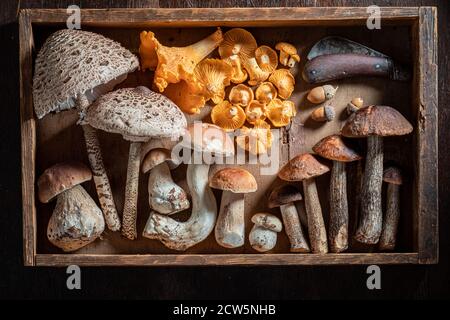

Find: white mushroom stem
<box><xmin>355</xmin><ymin>136</ymin><xmax>383</xmax><ymax>244</ymax></box>
<box><xmin>379</xmin><ymin>183</ymin><xmax>400</xmax><ymax>250</ymax></box>
<box><xmin>302</xmin><ymin>178</ymin><xmax>328</xmax><ymax>254</ymax></box>
<box><xmin>122</xmin><ymin>141</ymin><xmax>142</xmax><ymax>240</ymax></box>
<box><xmin>329</xmin><ymin>161</ymin><xmax>349</xmax><ymax>253</ymax></box>
<box><xmin>279</xmin><ymin>203</ymin><xmax>310</xmax><ymax>252</ymax></box>
<box><xmin>77</xmin><ymin>95</ymin><xmax>120</xmax><ymax>231</ymax></box>
<box><xmin>143</xmin><ymin>163</ymin><xmax>217</xmax><ymax>251</ymax></box>
<box><xmin>215</xmin><ymin>191</ymin><xmax>245</xmax><ymax>248</ymax></box>
<box><xmin>249</xmin><ymin>225</ymin><xmax>277</xmax><ymax>252</ymax></box>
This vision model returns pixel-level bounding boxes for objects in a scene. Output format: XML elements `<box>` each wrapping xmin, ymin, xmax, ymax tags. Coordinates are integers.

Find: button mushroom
<box><xmin>210</xmin><ymin>168</ymin><xmax>257</xmax><ymax>248</ymax></box>
<box><xmin>33</xmin><ymin>29</ymin><xmax>139</xmax><ymax>231</ymax></box>
<box><xmin>86</xmin><ymin>86</ymin><xmax>187</xmax><ymax>240</ymax></box>
<box><xmin>268</xmin><ymin>184</ymin><xmax>310</xmax><ymax>252</ymax></box>
<box><xmin>249</xmin><ymin>213</ymin><xmax>282</xmax><ymax>252</ymax></box>
<box><xmin>313</xmin><ymin>135</ymin><xmax>362</xmax><ymax>253</ymax></box>
<box><xmin>341</xmin><ymin>106</ymin><xmax>413</xmax><ymax>244</ymax></box>
<box><xmin>143</xmin><ymin>123</ymin><xmax>235</xmax><ymax>250</ymax></box>
<box><xmin>142</xmin><ymin>148</ymin><xmax>189</xmax><ymax>215</ymax></box>
<box><xmin>275</xmin><ymin>42</ymin><xmax>300</xmax><ymax>68</ymax></box>
<box><xmin>379</xmin><ymin>166</ymin><xmax>403</xmax><ymax>251</ymax></box>
<box><xmin>38</xmin><ymin>162</ymin><xmax>105</xmax><ymax>252</ymax></box>
<box><xmin>278</xmin><ymin>153</ymin><xmax>330</xmax><ymax>253</ymax></box>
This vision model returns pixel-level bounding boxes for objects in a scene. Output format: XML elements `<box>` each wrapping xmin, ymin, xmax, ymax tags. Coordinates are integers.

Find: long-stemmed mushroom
<box><xmin>341</xmin><ymin>106</ymin><xmax>413</xmax><ymax>244</ymax></box>
<box><xmin>33</xmin><ymin>29</ymin><xmax>139</xmax><ymax>231</ymax></box>
<box><xmin>268</xmin><ymin>184</ymin><xmax>310</xmax><ymax>252</ymax></box>
<box><xmin>86</xmin><ymin>86</ymin><xmax>187</xmax><ymax>240</ymax></box>
<box><xmin>37</xmin><ymin>162</ymin><xmax>105</xmax><ymax>252</ymax></box>
<box><xmin>143</xmin><ymin>123</ymin><xmax>234</xmax><ymax>250</ymax></box>
<box><xmin>313</xmin><ymin>135</ymin><xmax>362</xmax><ymax>253</ymax></box>
<box><xmin>379</xmin><ymin>167</ymin><xmax>403</xmax><ymax>250</ymax></box>
<box><xmin>278</xmin><ymin>153</ymin><xmax>330</xmax><ymax>254</ymax></box>
<box><xmin>209</xmin><ymin>168</ymin><xmax>257</xmax><ymax>248</ymax></box>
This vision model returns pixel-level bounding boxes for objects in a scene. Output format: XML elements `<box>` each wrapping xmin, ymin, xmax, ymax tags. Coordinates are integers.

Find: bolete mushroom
<box><xmin>379</xmin><ymin>166</ymin><xmax>403</xmax><ymax>251</ymax></box>
<box><xmin>210</xmin><ymin>168</ymin><xmax>257</xmax><ymax>248</ymax></box>
<box><xmin>38</xmin><ymin>162</ymin><xmax>105</xmax><ymax>252</ymax></box>
<box><xmin>249</xmin><ymin>213</ymin><xmax>283</xmax><ymax>252</ymax></box>
<box><xmin>268</xmin><ymin>184</ymin><xmax>310</xmax><ymax>252</ymax></box>
<box><xmin>211</xmin><ymin>101</ymin><xmax>246</xmax><ymax>132</ymax></box>
<box><xmin>313</xmin><ymin>135</ymin><xmax>362</xmax><ymax>253</ymax></box>
<box><xmin>275</xmin><ymin>42</ymin><xmax>300</xmax><ymax>67</ymax></box>
<box><xmin>142</xmin><ymin>148</ymin><xmax>189</xmax><ymax>215</ymax></box>
<box><xmin>86</xmin><ymin>86</ymin><xmax>187</xmax><ymax>240</ymax></box>
<box><xmin>269</xmin><ymin>69</ymin><xmax>295</xmax><ymax>100</ymax></box>
<box><xmin>33</xmin><ymin>29</ymin><xmax>139</xmax><ymax>231</ymax></box>
<box><xmin>278</xmin><ymin>153</ymin><xmax>330</xmax><ymax>253</ymax></box>
<box><xmin>143</xmin><ymin>123</ymin><xmax>235</xmax><ymax>250</ymax></box>
<box><xmin>341</xmin><ymin>106</ymin><xmax>413</xmax><ymax>244</ymax></box>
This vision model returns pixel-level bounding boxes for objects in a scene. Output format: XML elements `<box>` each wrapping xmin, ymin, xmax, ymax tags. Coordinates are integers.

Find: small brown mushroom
<box><xmin>268</xmin><ymin>185</ymin><xmax>310</xmax><ymax>252</ymax></box>
<box><xmin>307</xmin><ymin>85</ymin><xmax>338</xmax><ymax>104</ymax></box>
<box><xmin>278</xmin><ymin>154</ymin><xmax>330</xmax><ymax>253</ymax></box>
<box><xmin>275</xmin><ymin>42</ymin><xmax>300</xmax><ymax>67</ymax></box>
<box><xmin>311</xmin><ymin>105</ymin><xmax>335</xmax><ymax>122</ymax></box>
<box><xmin>347</xmin><ymin>97</ymin><xmax>364</xmax><ymax>115</ymax></box>
<box><xmin>249</xmin><ymin>213</ymin><xmax>282</xmax><ymax>252</ymax></box>
<box><xmin>379</xmin><ymin>167</ymin><xmax>403</xmax><ymax>251</ymax></box>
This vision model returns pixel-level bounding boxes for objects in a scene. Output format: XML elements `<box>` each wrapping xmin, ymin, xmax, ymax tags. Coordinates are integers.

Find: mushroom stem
<box><xmin>279</xmin><ymin>203</ymin><xmax>310</xmax><ymax>252</ymax></box>
<box><xmin>355</xmin><ymin>135</ymin><xmax>383</xmax><ymax>244</ymax></box>
<box><xmin>329</xmin><ymin>161</ymin><xmax>349</xmax><ymax>253</ymax></box>
<box><xmin>302</xmin><ymin>178</ymin><xmax>328</xmax><ymax>253</ymax></box>
<box><xmin>122</xmin><ymin>141</ymin><xmax>142</xmax><ymax>240</ymax></box>
<box><xmin>215</xmin><ymin>191</ymin><xmax>245</xmax><ymax>248</ymax></box>
<box><xmin>379</xmin><ymin>183</ymin><xmax>400</xmax><ymax>250</ymax></box>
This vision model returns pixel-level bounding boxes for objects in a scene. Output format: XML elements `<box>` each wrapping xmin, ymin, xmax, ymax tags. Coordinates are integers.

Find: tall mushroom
<box><xmin>278</xmin><ymin>154</ymin><xmax>330</xmax><ymax>253</ymax></box>
<box><xmin>379</xmin><ymin>167</ymin><xmax>403</xmax><ymax>250</ymax></box>
<box><xmin>37</xmin><ymin>162</ymin><xmax>105</xmax><ymax>252</ymax></box>
<box><xmin>143</xmin><ymin>123</ymin><xmax>235</xmax><ymax>250</ymax></box>
<box><xmin>341</xmin><ymin>106</ymin><xmax>413</xmax><ymax>244</ymax></box>
<box><xmin>86</xmin><ymin>86</ymin><xmax>187</xmax><ymax>240</ymax></box>
<box><xmin>313</xmin><ymin>135</ymin><xmax>362</xmax><ymax>253</ymax></box>
<box><xmin>209</xmin><ymin>168</ymin><xmax>257</xmax><ymax>248</ymax></box>
<box><xmin>268</xmin><ymin>184</ymin><xmax>310</xmax><ymax>252</ymax></box>
<box><xmin>33</xmin><ymin>29</ymin><xmax>139</xmax><ymax>231</ymax></box>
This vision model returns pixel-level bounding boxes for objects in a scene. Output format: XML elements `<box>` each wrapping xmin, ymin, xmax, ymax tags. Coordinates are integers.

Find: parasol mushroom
<box><xmin>341</xmin><ymin>105</ymin><xmax>413</xmax><ymax>244</ymax></box>
<box><xmin>86</xmin><ymin>86</ymin><xmax>187</xmax><ymax>240</ymax></box>
<box><xmin>33</xmin><ymin>29</ymin><xmax>139</xmax><ymax>231</ymax></box>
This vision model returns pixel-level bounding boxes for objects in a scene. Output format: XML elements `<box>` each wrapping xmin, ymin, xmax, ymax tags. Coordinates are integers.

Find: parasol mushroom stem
<box><xmin>329</xmin><ymin>161</ymin><xmax>349</xmax><ymax>252</ymax></box>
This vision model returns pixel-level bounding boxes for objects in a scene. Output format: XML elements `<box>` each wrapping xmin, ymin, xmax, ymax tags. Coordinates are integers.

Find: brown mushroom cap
<box><xmin>341</xmin><ymin>105</ymin><xmax>413</xmax><ymax>138</ymax></box>
<box><xmin>181</xmin><ymin>122</ymin><xmax>235</xmax><ymax>156</ymax></box>
<box><xmin>313</xmin><ymin>135</ymin><xmax>362</xmax><ymax>162</ymax></box>
<box><xmin>38</xmin><ymin>162</ymin><xmax>92</xmax><ymax>203</ymax></box>
<box><xmin>278</xmin><ymin>153</ymin><xmax>330</xmax><ymax>181</ymax></box>
<box><xmin>210</xmin><ymin>168</ymin><xmax>257</xmax><ymax>193</ymax></box>
<box><xmin>383</xmin><ymin>167</ymin><xmax>403</xmax><ymax>185</ymax></box>
<box><xmin>142</xmin><ymin>148</ymin><xmax>179</xmax><ymax>173</ymax></box>
<box><xmin>268</xmin><ymin>184</ymin><xmax>303</xmax><ymax>208</ymax></box>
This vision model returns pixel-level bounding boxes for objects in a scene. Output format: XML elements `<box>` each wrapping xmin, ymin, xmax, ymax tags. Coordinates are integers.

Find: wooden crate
<box><xmin>20</xmin><ymin>7</ymin><xmax>438</xmax><ymax>266</ymax></box>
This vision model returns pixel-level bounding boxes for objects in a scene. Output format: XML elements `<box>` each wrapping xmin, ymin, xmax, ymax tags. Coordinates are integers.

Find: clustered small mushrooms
<box><xmin>249</xmin><ymin>213</ymin><xmax>283</xmax><ymax>252</ymax></box>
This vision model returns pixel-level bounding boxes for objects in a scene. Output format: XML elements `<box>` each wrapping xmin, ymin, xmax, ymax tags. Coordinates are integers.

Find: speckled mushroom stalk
<box><xmin>249</xmin><ymin>213</ymin><xmax>283</xmax><ymax>252</ymax></box>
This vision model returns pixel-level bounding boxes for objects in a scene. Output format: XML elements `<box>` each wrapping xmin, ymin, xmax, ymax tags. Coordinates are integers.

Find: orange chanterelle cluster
<box><xmin>139</xmin><ymin>28</ymin><xmax>300</xmax><ymax>155</ymax></box>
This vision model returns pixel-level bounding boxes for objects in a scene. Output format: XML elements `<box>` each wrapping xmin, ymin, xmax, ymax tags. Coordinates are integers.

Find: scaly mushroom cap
<box><xmin>142</xmin><ymin>148</ymin><xmax>179</xmax><ymax>173</ymax></box>
<box><xmin>266</xmin><ymin>99</ymin><xmax>296</xmax><ymax>127</ymax></box>
<box><xmin>38</xmin><ymin>162</ymin><xmax>92</xmax><ymax>203</ymax></box>
<box><xmin>255</xmin><ymin>45</ymin><xmax>278</xmax><ymax>73</ymax></box>
<box><xmin>86</xmin><ymin>86</ymin><xmax>187</xmax><ymax>142</ymax></box>
<box><xmin>194</xmin><ymin>59</ymin><xmax>233</xmax><ymax>104</ymax></box>
<box><xmin>219</xmin><ymin>28</ymin><xmax>257</xmax><ymax>61</ymax></box>
<box><xmin>341</xmin><ymin>105</ymin><xmax>413</xmax><ymax>137</ymax></box>
<box><xmin>255</xmin><ymin>82</ymin><xmax>277</xmax><ymax>104</ymax></box>
<box><xmin>278</xmin><ymin>153</ymin><xmax>330</xmax><ymax>181</ymax></box>
<box><xmin>236</xmin><ymin>119</ymin><xmax>273</xmax><ymax>155</ymax></box>
<box><xmin>163</xmin><ymin>80</ymin><xmax>206</xmax><ymax>114</ymax></box>
<box><xmin>312</xmin><ymin>134</ymin><xmax>362</xmax><ymax>162</ymax></box>
<box><xmin>268</xmin><ymin>184</ymin><xmax>303</xmax><ymax>208</ymax></box>
<box><xmin>251</xmin><ymin>213</ymin><xmax>283</xmax><ymax>232</ymax></box>
<box><xmin>245</xmin><ymin>100</ymin><xmax>267</xmax><ymax>124</ymax></box>
<box><xmin>210</xmin><ymin>101</ymin><xmax>246</xmax><ymax>132</ymax></box>
<box><xmin>182</xmin><ymin>122</ymin><xmax>235</xmax><ymax>156</ymax></box>
<box><xmin>33</xmin><ymin>29</ymin><xmax>139</xmax><ymax>119</ymax></box>
<box><xmin>269</xmin><ymin>69</ymin><xmax>295</xmax><ymax>99</ymax></box>
<box><xmin>229</xmin><ymin>84</ymin><xmax>254</xmax><ymax>107</ymax></box>
<box><xmin>209</xmin><ymin>167</ymin><xmax>257</xmax><ymax>193</ymax></box>
<box><xmin>383</xmin><ymin>167</ymin><xmax>403</xmax><ymax>185</ymax></box>
<box><xmin>139</xmin><ymin>31</ymin><xmax>158</xmax><ymax>71</ymax></box>
<box><xmin>223</xmin><ymin>55</ymin><xmax>248</xmax><ymax>84</ymax></box>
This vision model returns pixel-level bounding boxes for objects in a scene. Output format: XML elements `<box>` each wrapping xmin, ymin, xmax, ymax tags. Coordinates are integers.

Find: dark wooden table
<box><xmin>0</xmin><ymin>0</ymin><xmax>448</xmax><ymax>299</ymax></box>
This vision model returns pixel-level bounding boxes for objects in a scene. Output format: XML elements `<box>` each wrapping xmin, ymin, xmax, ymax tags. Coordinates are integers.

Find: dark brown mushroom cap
<box><xmin>383</xmin><ymin>167</ymin><xmax>403</xmax><ymax>185</ymax></box>
<box><xmin>341</xmin><ymin>105</ymin><xmax>413</xmax><ymax>138</ymax></box>
<box><xmin>268</xmin><ymin>184</ymin><xmax>303</xmax><ymax>208</ymax></box>
<box><xmin>209</xmin><ymin>168</ymin><xmax>257</xmax><ymax>193</ymax></box>
<box><xmin>313</xmin><ymin>134</ymin><xmax>362</xmax><ymax>162</ymax></box>
<box><xmin>38</xmin><ymin>162</ymin><xmax>92</xmax><ymax>203</ymax></box>
<box><xmin>278</xmin><ymin>153</ymin><xmax>330</xmax><ymax>181</ymax></box>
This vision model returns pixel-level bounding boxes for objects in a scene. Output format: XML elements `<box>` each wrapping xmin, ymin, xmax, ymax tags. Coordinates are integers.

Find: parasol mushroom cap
<box><xmin>142</xmin><ymin>148</ymin><xmax>180</xmax><ymax>173</ymax></box>
<box><xmin>255</xmin><ymin>45</ymin><xmax>278</xmax><ymax>73</ymax></box>
<box><xmin>33</xmin><ymin>29</ymin><xmax>139</xmax><ymax>119</ymax></box>
<box><xmin>38</xmin><ymin>162</ymin><xmax>92</xmax><ymax>203</ymax></box>
<box><xmin>383</xmin><ymin>167</ymin><xmax>403</xmax><ymax>185</ymax></box>
<box><xmin>268</xmin><ymin>184</ymin><xmax>303</xmax><ymax>208</ymax></box>
<box><xmin>278</xmin><ymin>153</ymin><xmax>330</xmax><ymax>181</ymax></box>
<box><xmin>341</xmin><ymin>105</ymin><xmax>413</xmax><ymax>138</ymax></box>
<box><xmin>86</xmin><ymin>86</ymin><xmax>187</xmax><ymax>142</ymax></box>
<box><xmin>210</xmin><ymin>101</ymin><xmax>246</xmax><ymax>132</ymax></box>
<box><xmin>229</xmin><ymin>84</ymin><xmax>254</xmax><ymax>107</ymax></box>
<box><xmin>209</xmin><ymin>167</ymin><xmax>257</xmax><ymax>193</ymax></box>
<box><xmin>312</xmin><ymin>134</ymin><xmax>362</xmax><ymax>162</ymax></box>
<box><xmin>269</xmin><ymin>69</ymin><xmax>295</xmax><ymax>99</ymax></box>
